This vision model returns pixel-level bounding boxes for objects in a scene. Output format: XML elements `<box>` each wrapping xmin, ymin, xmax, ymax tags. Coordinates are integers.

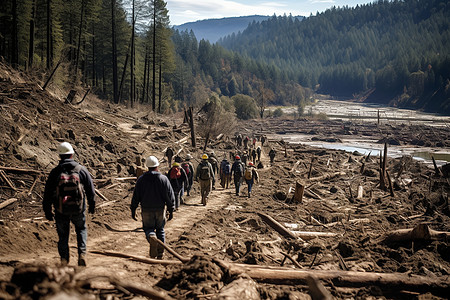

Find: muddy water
<box><xmin>279</xmin><ymin>99</ymin><xmax>450</xmax><ymax>126</ymax></box>
<box><xmin>272</xmin><ymin>100</ymin><xmax>450</xmax><ymax>166</ymax></box>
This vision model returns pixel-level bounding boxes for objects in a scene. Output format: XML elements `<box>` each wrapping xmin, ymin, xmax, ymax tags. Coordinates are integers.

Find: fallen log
<box><xmin>306</xmin><ymin>276</ymin><xmax>333</xmax><ymax>300</ymax></box>
<box><xmin>280</xmin><ymin>252</ymin><xmax>302</xmax><ymax>269</ymax></box>
<box><xmin>383</xmin><ymin>223</ymin><xmax>450</xmax><ymax>243</ymax></box>
<box><xmin>90</xmin><ymin>250</ymin><xmax>182</xmax><ymax>266</ymax></box>
<box><xmin>149</xmin><ymin>236</ymin><xmax>190</xmax><ymax>263</ymax></box>
<box><xmin>309</xmin><ymin>172</ymin><xmax>346</xmax><ymax>182</ymax></box>
<box><xmin>291</xmin><ymin>231</ymin><xmax>338</xmax><ymax>241</ymax></box>
<box><xmin>95</xmin><ymin>189</ymin><xmax>109</xmax><ymax>202</ymax></box>
<box><xmin>0</xmin><ymin>198</ymin><xmax>18</xmax><ymax>210</ymax></box>
<box><xmin>220</xmin><ymin>261</ymin><xmax>450</xmax><ymax>296</ymax></box>
<box><xmin>27</xmin><ymin>176</ymin><xmax>38</xmax><ymax>196</ymax></box>
<box><xmin>0</xmin><ymin>170</ymin><xmax>17</xmax><ymax>190</ymax></box>
<box><xmin>0</xmin><ymin>166</ymin><xmax>40</xmax><ymax>174</ymax></box>
<box><xmin>108</xmin><ymin>277</ymin><xmax>175</xmax><ymax>300</ymax></box>
<box><xmin>257</xmin><ymin>213</ymin><xmax>299</xmax><ymax>240</ymax></box>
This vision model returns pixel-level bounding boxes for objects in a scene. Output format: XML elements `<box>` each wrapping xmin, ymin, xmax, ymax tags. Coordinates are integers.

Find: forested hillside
<box><xmin>173</xmin><ymin>15</ymin><xmax>274</xmax><ymax>43</ymax></box>
<box><xmin>219</xmin><ymin>0</ymin><xmax>450</xmax><ymax>114</ymax></box>
<box><xmin>1</xmin><ymin>0</ymin><xmax>449</xmax><ymax>115</ymax></box>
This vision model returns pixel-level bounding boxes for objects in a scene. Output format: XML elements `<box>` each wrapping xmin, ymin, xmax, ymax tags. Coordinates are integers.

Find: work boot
<box><xmin>148</xmin><ymin>232</ymin><xmax>158</xmax><ymax>258</ymax></box>
<box><xmin>78</xmin><ymin>254</ymin><xmax>86</xmax><ymax>267</ymax></box>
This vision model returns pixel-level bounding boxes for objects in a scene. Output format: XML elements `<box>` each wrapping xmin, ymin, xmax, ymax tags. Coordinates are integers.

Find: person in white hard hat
<box><xmin>43</xmin><ymin>142</ymin><xmax>96</xmax><ymax>267</ymax></box>
<box><xmin>130</xmin><ymin>155</ymin><xmax>175</xmax><ymax>259</ymax></box>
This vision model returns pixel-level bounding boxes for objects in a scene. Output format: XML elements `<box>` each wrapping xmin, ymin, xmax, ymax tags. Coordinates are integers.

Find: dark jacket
<box><xmin>131</xmin><ymin>170</ymin><xmax>175</xmax><ymax>213</ymax></box>
<box><xmin>43</xmin><ymin>158</ymin><xmax>95</xmax><ymax>215</ymax></box>
<box><xmin>231</xmin><ymin>160</ymin><xmax>245</xmax><ymax>178</ymax></box>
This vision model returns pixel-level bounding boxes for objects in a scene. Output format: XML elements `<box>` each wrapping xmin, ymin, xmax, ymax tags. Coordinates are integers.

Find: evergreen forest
<box><xmin>1</xmin><ymin>0</ymin><xmax>450</xmax><ymax>115</ymax></box>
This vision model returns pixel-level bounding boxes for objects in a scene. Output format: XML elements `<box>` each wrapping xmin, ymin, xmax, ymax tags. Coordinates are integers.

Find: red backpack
<box><xmin>181</xmin><ymin>162</ymin><xmax>190</xmax><ymax>176</ymax></box>
<box><xmin>169</xmin><ymin>167</ymin><xmax>181</xmax><ymax>179</ymax></box>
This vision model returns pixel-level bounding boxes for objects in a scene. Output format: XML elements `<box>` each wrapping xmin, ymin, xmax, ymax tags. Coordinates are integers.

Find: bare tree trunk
<box><xmin>111</xmin><ymin>0</ymin><xmax>119</xmax><ymax>103</ymax></box>
<box><xmin>75</xmin><ymin>0</ymin><xmax>85</xmax><ymax>71</ymax></box>
<box><xmin>11</xmin><ymin>0</ymin><xmax>18</xmax><ymax>67</ymax></box>
<box><xmin>141</xmin><ymin>45</ymin><xmax>148</xmax><ymax>103</ymax></box>
<box><xmin>130</xmin><ymin>0</ymin><xmax>135</xmax><ymax>108</ymax></box>
<box><xmin>189</xmin><ymin>107</ymin><xmax>196</xmax><ymax>147</ymax></box>
<box><xmin>28</xmin><ymin>0</ymin><xmax>36</xmax><ymax>69</ymax></box>
<box><xmin>152</xmin><ymin>5</ymin><xmax>156</xmax><ymax>111</ymax></box>
<box><xmin>158</xmin><ymin>46</ymin><xmax>162</xmax><ymax>113</ymax></box>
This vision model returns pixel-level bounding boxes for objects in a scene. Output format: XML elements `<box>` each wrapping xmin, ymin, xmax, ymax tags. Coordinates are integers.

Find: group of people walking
<box><xmin>42</xmin><ymin>139</ymin><xmax>265</xmax><ymax>265</ymax></box>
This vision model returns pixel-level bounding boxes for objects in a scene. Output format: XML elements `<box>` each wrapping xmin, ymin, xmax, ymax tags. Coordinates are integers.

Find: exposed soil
<box><xmin>0</xmin><ymin>62</ymin><xmax>449</xmax><ymax>299</ymax></box>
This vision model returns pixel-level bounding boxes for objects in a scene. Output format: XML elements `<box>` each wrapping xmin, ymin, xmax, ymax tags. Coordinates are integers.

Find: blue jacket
<box><xmin>131</xmin><ymin>170</ymin><xmax>175</xmax><ymax>213</ymax></box>
<box><xmin>43</xmin><ymin>158</ymin><xmax>95</xmax><ymax>215</ymax></box>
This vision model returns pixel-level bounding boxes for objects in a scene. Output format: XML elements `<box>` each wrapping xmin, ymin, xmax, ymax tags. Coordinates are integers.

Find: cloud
<box><xmin>309</xmin><ymin>0</ymin><xmax>335</xmax><ymax>3</ymax></box>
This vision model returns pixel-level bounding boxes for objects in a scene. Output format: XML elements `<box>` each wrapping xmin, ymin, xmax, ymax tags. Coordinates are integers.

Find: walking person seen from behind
<box><xmin>43</xmin><ymin>142</ymin><xmax>96</xmax><ymax>266</ymax></box>
<box><xmin>244</xmin><ymin>162</ymin><xmax>259</xmax><ymax>198</ymax></box>
<box><xmin>181</xmin><ymin>154</ymin><xmax>194</xmax><ymax>196</ymax></box>
<box><xmin>167</xmin><ymin>162</ymin><xmax>189</xmax><ymax>210</ymax></box>
<box><xmin>195</xmin><ymin>154</ymin><xmax>215</xmax><ymax>206</ymax></box>
<box><xmin>130</xmin><ymin>156</ymin><xmax>175</xmax><ymax>259</ymax></box>
<box><xmin>231</xmin><ymin>155</ymin><xmax>245</xmax><ymax>196</ymax></box>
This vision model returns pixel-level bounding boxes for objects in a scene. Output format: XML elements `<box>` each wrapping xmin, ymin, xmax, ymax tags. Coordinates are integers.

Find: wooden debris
<box><xmin>95</xmin><ymin>189</ymin><xmax>109</xmax><ymax>202</ymax></box>
<box><xmin>306</xmin><ymin>275</ymin><xmax>333</xmax><ymax>300</ymax></box>
<box><xmin>309</xmin><ymin>171</ymin><xmax>345</xmax><ymax>182</ymax></box>
<box><xmin>0</xmin><ymin>170</ymin><xmax>17</xmax><ymax>190</ymax></box>
<box><xmin>257</xmin><ymin>212</ymin><xmax>299</xmax><ymax>240</ymax></box>
<box><xmin>291</xmin><ymin>231</ymin><xmax>338</xmax><ymax>240</ymax></box>
<box><xmin>90</xmin><ymin>250</ymin><xmax>182</xmax><ymax>265</ymax></box>
<box><xmin>149</xmin><ymin>236</ymin><xmax>190</xmax><ymax>263</ymax></box>
<box><xmin>0</xmin><ymin>166</ymin><xmax>40</xmax><ymax>174</ymax></box>
<box><xmin>27</xmin><ymin>176</ymin><xmax>38</xmax><ymax>196</ymax></box>
<box><xmin>280</xmin><ymin>252</ymin><xmax>302</xmax><ymax>269</ymax></box>
<box><xmin>293</xmin><ymin>181</ymin><xmax>304</xmax><ymax>203</ymax></box>
<box><xmin>221</xmin><ymin>261</ymin><xmax>450</xmax><ymax>296</ymax></box>
<box><xmin>0</xmin><ymin>198</ymin><xmax>18</xmax><ymax>210</ymax></box>
<box><xmin>383</xmin><ymin>223</ymin><xmax>450</xmax><ymax>243</ymax></box>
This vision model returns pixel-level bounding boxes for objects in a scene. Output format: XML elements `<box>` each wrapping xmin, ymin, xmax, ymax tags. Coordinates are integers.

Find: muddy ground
<box><xmin>0</xmin><ymin>62</ymin><xmax>449</xmax><ymax>299</ymax></box>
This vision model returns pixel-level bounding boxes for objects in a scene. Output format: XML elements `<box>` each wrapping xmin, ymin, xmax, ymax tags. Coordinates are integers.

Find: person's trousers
<box><xmin>234</xmin><ymin>176</ymin><xmax>242</xmax><ymax>195</ymax></box>
<box><xmin>246</xmin><ymin>178</ymin><xmax>254</xmax><ymax>195</ymax></box>
<box><xmin>142</xmin><ymin>209</ymin><xmax>166</xmax><ymax>257</ymax></box>
<box><xmin>55</xmin><ymin>212</ymin><xmax>87</xmax><ymax>261</ymax></box>
<box><xmin>199</xmin><ymin>179</ymin><xmax>212</xmax><ymax>201</ymax></box>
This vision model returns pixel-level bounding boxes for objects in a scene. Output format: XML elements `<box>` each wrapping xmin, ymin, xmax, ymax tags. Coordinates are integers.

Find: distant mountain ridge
<box><xmin>173</xmin><ymin>15</ymin><xmax>303</xmax><ymax>43</ymax></box>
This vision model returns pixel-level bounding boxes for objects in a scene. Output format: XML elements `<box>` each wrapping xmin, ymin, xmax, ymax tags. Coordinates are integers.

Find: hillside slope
<box><xmin>0</xmin><ymin>63</ymin><xmax>449</xmax><ymax>299</ymax></box>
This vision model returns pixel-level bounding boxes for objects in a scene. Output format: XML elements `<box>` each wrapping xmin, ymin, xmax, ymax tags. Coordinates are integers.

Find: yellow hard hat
<box><xmin>172</xmin><ymin>162</ymin><xmax>180</xmax><ymax>167</ymax></box>
<box><xmin>202</xmin><ymin>154</ymin><xmax>208</xmax><ymax>159</ymax></box>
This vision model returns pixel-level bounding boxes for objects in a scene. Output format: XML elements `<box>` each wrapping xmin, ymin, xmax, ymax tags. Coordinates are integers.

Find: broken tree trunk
<box><xmin>383</xmin><ymin>223</ymin><xmax>450</xmax><ymax>243</ymax></box>
<box><xmin>189</xmin><ymin>107</ymin><xmax>196</xmax><ymax>147</ymax></box>
<box><xmin>291</xmin><ymin>231</ymin><xmax>338</xmax><ymax>241</ymax></box>
<box><xmin>257</xmin><ymin>213</ymin><xmax>300</xmax><ymax>240</ymax></box>
<box><xmin>90</xmin><ymin>250</ymin><xmax>182</xmax><ymax>266</ymax></box>
<box><xmin>0</xmin><ymin>198</ymin><xmax>18</xmax><ymax>210</ymax></box>
<box><xmin>0</xmin><ymin>166</ymin><xmax>40</xmax><ymax>175</ymax></box>
<box><xmin>293</xmin><ymin>181</ymin><xmax>304</xmax><ymax>203</ymax></box>
<box><xmin>149</xmin><ymin>236</ymin><xmax>190</xmax><ymax>263</ymax></box>
<box><xmin>95</xmin><ymin>189</ymin><xmax>109</xmax><ymax>202</ymax></box>
<box><xmin>219</xmin><ymin>261</ymin><xmax>450</xmax><ymax>296</ymax></box>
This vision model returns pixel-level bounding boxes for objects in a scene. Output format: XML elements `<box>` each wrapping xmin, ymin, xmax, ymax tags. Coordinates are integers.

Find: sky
<box><xmin>167</xmin><ymin>0</ymin><xmax>376</xmax><ymax>25</ymax></box>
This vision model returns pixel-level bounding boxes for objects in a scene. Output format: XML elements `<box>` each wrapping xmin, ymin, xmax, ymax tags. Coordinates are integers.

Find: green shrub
<box><xmin>232</xmin><ymin>94</ymin><xmax>258</xmax><ymax>120</ymax></box>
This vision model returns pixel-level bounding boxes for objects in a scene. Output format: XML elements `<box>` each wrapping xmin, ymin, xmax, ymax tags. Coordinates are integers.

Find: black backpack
<box><xmin>199</xmin><ymin>162</ymin><xmax>211</xmax><ymax>180</ymax></box>
<box><xmin>56</xmin><ymin>164</ymin><xmax>84</xmax><ymax>215</ymax></box>
<box><xmin>234</xmin><ymin>162</ymin><xmax>244</xmax><ymax>177</ymax></box>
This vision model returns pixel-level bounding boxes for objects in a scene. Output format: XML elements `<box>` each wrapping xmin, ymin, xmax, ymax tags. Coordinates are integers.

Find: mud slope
<box><xmin>0</xmin><ymin>63</ymin><xmax>449</xmax><ymax>299</ymax></box>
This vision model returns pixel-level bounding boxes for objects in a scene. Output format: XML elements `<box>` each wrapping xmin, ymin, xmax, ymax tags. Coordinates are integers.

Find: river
<box><xmin>268</xmin><ymin>100</ymin><xmax>450</xmax><ymax>166</ymax></box>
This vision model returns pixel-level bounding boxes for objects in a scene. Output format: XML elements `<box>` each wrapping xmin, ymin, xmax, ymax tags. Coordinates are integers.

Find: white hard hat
<box><xmin>57</xmin><ymin>142</ymin><xmax>74</xmax><ymax>155</ymax></box>
<box><xmin>146</xmin><ymin>155</ymin><xmax>160</xmax><ymax>168</ymax></box>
